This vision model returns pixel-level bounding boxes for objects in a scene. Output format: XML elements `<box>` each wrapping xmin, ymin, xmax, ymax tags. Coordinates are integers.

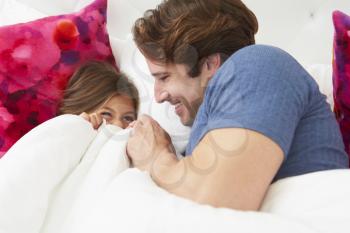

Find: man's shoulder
<box><xmin>228</xmin><ymin>44</ymin><xmax>286</xmax><ymax>61</ymax></box>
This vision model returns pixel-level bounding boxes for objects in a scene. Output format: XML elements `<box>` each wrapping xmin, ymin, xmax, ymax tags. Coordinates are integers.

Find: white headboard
<box><xmin>106</xmin><ymin>0</ymin><xmax>350</xmax><ymax>67</ymax></box>
<box><xmin>246</xmin><ymin>0</ymin><xmax>350</xmax><ymax>66</ymax></box>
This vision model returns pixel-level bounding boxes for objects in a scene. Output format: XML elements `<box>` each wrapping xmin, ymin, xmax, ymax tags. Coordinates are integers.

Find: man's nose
<box><xmin>154</xmin><ymin>85</ymin><xmax>169</xmax><ymax>103</ymax></box>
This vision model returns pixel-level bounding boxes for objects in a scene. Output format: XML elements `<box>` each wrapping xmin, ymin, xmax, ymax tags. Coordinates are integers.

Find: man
<box><xmin>126</xmin><ymin>0</ymin><xmax>349</xmax><ymax>211</ymax></box>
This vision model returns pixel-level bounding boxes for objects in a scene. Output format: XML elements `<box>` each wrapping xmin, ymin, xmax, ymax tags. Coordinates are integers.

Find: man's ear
<box><xmin>203</xmin><ymin>53</ymin><xmax>221</xmax><ymax>79</ymax></box>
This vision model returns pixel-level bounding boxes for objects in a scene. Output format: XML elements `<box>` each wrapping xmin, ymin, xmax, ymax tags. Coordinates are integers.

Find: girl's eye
<box><xmin>100</xmin><ymin>112</ymin><xmax>112</xmax><ymax>119</ymax></box>
<box><xmin>123</xmin><ymin>115</ymin><xmax>135</xmax><ymax>123</ymax></box>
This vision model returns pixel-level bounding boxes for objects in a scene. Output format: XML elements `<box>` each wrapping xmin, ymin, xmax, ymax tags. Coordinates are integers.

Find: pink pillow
<box><xmin>332</xmin><ymin>10</ymin><xmax>350</xmax><ymax>165</ymax></box>
<box><xmin>0</xmin><ymin>0</ymin><xmax>116</xmax><ymax>157</ymax></box>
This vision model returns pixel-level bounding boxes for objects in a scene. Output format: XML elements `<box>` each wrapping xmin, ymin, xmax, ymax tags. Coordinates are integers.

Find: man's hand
<box><xmin>126</xmin><ymin>115</ymin><xmax>177</xmax><ymax>172</ymax></box>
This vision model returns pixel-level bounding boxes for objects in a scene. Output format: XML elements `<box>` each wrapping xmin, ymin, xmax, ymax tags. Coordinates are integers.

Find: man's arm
<box><xmin>153</xmin><ymin>128</ymin><xmax>283</xmax><ymax>210</ymax></box>
<box><xmin>127</xmin><ymin>116</ymin><xmax>284</xmax><ymax>211</ymax></box>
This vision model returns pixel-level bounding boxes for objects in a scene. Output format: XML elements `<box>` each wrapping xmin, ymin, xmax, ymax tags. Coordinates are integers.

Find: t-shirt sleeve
<box><xmin>204</xmin><ymin>45</ymin><xmax>313</xmax><ymax>157</ymax></box>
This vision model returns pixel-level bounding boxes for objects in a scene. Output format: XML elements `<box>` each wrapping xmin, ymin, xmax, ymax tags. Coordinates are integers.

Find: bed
<box><xmin>0</xmin><ymin>0</ymin><xmax>350</xmax><ymax>233</ymax></box>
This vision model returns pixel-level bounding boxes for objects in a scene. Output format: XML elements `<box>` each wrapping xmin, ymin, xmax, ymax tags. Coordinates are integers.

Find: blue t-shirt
<box><xmin>185</xmin><ymin>45</ymin><xmax>349</xmax><ymax>181</ymax></box>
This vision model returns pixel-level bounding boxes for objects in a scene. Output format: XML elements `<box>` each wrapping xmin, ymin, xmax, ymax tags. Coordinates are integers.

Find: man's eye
<box><xmin>159</xmin><ymin>75</ymin><xmax>169</xmax><ymax>82</ymax></box>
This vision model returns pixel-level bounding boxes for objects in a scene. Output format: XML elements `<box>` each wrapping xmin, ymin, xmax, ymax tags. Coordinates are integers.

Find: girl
<box><xmin>59</xmin><ymin>61</ymin><xmax>139</xmax><ymax>129</ymax></box>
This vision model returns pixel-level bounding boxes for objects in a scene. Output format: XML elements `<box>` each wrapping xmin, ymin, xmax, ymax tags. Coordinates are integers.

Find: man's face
<box><xmin>147</xmin><ymin>60</ymin><xmax>209</xmax><ymax>126</ymax></box>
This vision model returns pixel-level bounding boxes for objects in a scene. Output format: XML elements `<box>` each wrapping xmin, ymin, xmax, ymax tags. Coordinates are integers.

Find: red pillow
<box><xmin>0</xmin><ymin>0</ymin><xmax>116</xmax><ymax>157</ymax></box>
<box><xmin>332</xmin><ymin>10</ymin><xmax>350</xmax><ymax>165</ymax></box>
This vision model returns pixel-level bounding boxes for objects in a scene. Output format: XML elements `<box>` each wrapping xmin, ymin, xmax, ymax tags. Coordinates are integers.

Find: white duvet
<box><xmin>0</xmin><ymin>115</ymin><xmax>349</xmax><ymax>233</ymax></box>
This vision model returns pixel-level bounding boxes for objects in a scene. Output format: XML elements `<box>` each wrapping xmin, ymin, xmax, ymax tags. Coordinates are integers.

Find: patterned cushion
<box><xmin>332</xmin><ymin>10</ymin><xmax>350</xmax><ymax>165</ymax></box>
<box><xmin>0</xmin><ymin>0</ymin><xmax>116</xmax><ymax>157</ymax></box>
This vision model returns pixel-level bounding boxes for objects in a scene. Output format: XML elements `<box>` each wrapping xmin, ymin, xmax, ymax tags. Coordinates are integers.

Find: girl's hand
<box><xmin>127</xmin><ymin>121</ymin><xmax>137</xmax><ymax>129</ymax></box>
<box><xmin>79</xmin><ymin>112</ymin><xmax>103</xmax><ymax>129</ymax></box>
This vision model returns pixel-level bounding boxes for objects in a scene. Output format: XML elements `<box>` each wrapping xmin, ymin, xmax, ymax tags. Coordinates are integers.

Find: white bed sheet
<box><xmin>0</xmin><ymin>115</ymin><xmax>349</xmax><ymax>233</ymax></box>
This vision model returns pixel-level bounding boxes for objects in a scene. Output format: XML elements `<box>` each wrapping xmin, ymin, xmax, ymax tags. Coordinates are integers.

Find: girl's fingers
<box><xmin>127</xmin><ymin>121</ymin><xmax>137</xmax><ymax>128</ymax></box>
<box><xmin>80</xmin><ymin>112</ymin><xmax>90</xmax><ymax>121</ymax></box>
<box><xmin>95</xmin><ymin>113</ymin><xmax>104</xmax><ymax>129</ymax></box>
<box><xmin>80</xmin><ymin>112</ymin><xmax>103</xmax><ymax>129</ymax></box>
<box><xmin>90</xmin><ymin>113</ymin><xmax>96</xmax><ymax>129</ymax></box>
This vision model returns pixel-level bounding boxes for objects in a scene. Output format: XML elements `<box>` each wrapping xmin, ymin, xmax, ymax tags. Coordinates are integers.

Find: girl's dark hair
<box><xmin>59</xmin><ymin>61</ymin><xmax>139</xmax><ymax>115</ymax></box>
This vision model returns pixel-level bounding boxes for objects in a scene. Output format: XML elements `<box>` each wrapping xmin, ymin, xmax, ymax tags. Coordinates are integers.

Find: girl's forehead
<box><xmin>103</xmin><ymin>95</ymin><xmax>135</xmax><ymax>109</ymax></box>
